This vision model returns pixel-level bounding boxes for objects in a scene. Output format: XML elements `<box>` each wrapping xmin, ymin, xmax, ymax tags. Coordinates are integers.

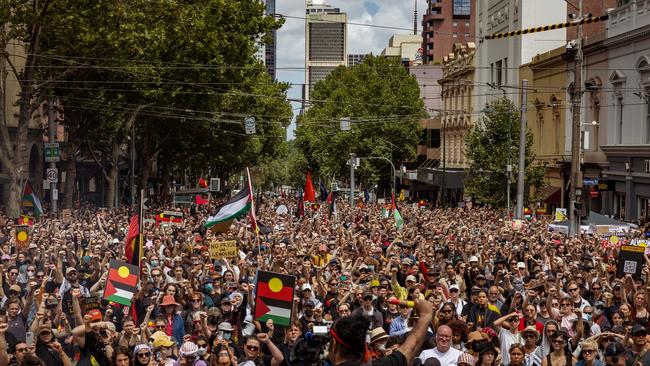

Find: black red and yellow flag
<box><xmin>254</xmin><ymin>271</ymin><xmax>295</xmax><ymax>326</ymax></box>
<box><xmin>124</xmin><ymin>215</ymin><xmax>141</xmax><ymax>266</ymax></box>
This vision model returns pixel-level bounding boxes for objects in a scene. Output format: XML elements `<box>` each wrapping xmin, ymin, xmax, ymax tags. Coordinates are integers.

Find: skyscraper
<box><xmin>304</xmin><ymin>0</ymin><xmax>347</xmax><ymax>103</ymax></box>
<box><xmin>421</xmin><ymin>0</ymin><xmax>474</xmax><ymax>63</ymax></box>
<box><xmin>265</xmin><ymin>0</ymin><xmax>277</xmax><ymax>79</ymax></box>
<box><xmin>254</xmin><ymin>0</ymin><xmax>277</xmax><ymax>79</ymax></box>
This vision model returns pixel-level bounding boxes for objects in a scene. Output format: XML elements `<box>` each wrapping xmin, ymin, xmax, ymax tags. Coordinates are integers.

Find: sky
<box><xmin>275</xmin><ymin>0</ymin><xmax>429</xmax><ymax>139</ymax></box>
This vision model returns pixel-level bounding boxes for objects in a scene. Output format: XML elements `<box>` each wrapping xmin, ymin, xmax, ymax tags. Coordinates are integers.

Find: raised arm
<box><xmin>396</xmin><ymin>299</ymin><xmax>433</xmax><ymax>364</ymax></box>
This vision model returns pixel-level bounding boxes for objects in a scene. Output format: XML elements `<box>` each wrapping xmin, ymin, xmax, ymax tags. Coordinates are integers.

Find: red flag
<box><xmin>195</xmin><ymin>195</ymin><xmax>209</xmax><ymax>205</ymax></box>
<box><xmin>303</xmin><ymin>171</ymin><xmax>316</xmax><ymax>202</ymax></box>
<box><xmin>124</xmin><ymin>215</ymin><xmax>140</xmax><ymax>266</ymax></box>
<box><xmin>198</xmin><ymin>177</ymin><xmax>208</xmax><ymax>188</ymax></box>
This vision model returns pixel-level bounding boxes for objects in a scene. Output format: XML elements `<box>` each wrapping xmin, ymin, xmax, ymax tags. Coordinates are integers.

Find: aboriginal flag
<box><xmin>103</xmin><ymin>260</ymin><xmax>139</xmax><ymax>306</ymax></box>
<box><xmin>254</xmin><ymin>271</ymin><xmax>295</xmax><ymax>326</ymax></box>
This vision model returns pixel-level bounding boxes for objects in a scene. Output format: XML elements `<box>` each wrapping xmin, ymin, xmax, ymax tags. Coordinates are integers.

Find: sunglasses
<box><xmin>552</xmin><ymin>339</ymin><xmax>566</xmax><ymax>344</ymax></box>
<box><xmin>138</xmin><ymin>352</ymin><xmax>151</xmax><ymax>358</ymax></box>
<box><xmin>524</xmin><ymin>334</ymin><xmax>537</xmax><ymax>339</ymax></box>
<box><xmin>582</xmin><ymin>349</ymin><xmax>596</xmax><ymax>354</ymax></box>
<box><xmin>15</xmin><ymin>348</ymin><xmax>27</xmax><ymax>353</ymax></box>
<box><xmin>156</xmin><ymin>325</ymin><xmax>166</xmax><ymax>329</ymax></box>
<box><xmin>246</xmin><ymin>345</ymin><xmax>260</xmax><ymax>351</ymax></box>
<box><xmin>449</xmin><ymin>288</ymin><xmax>459</xmax><ymax>293</ymax></box>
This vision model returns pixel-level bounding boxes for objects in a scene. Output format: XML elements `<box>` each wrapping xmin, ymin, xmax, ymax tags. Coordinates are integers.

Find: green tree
<box><xmin>464</xmin><ymin>98</ymin><xmax>546</xmax><ymax>208</ymax></box>
<box><xmin>295</xmin><ymin>56</ymin><xmax>425</xmax><ymax>192</ymax></box>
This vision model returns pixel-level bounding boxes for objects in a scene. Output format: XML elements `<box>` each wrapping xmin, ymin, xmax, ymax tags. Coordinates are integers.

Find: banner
<box><xmin>617</xmin><ymin>239</ymin><xmax>647</xmax><ymax>280</ymax></box>
<box><xmin>209</xmin><ymin>240</ymin><xmax>238</xmax><ymax>259</ymax></box>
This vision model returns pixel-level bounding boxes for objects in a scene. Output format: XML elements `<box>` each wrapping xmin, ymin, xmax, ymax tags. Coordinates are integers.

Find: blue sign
<box><xmin>583</xmin><ymin>179</ymin><xmax>599</xmax><ymax>186</ymax></box>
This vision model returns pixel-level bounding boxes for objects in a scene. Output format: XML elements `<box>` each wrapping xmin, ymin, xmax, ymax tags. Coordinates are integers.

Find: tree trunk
<box><xmin>63</xmin><ymin>154</ymin><xmax>77</xmax><ymax>209</ymax></box>
<box><xmin>104</xmin><ymin>140</ymin><xmax>120</xmax><ymax>208</ymax></box>
<box><xmin>137</xmin><ymin>130</ymin><xmax>152</xmax><ymax>197</ymax></box>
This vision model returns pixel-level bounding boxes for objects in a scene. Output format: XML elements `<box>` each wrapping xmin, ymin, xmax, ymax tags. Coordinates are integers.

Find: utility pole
<box><xmin>569</xmin><ymin>0</ymin><xmax>583</xmax><ymax>236</ymax></box>
<box><xmin>47</xmin><ymin>99</ymin><xmax>57</xmax><ymax>214</ymax></box>
<box><xmin>130</xmin><ymin>121</ymin><xmax>136</xmax><ymax>210</ymax></box>
<box><xmin>515</xmin><ymin>79</ymin><xmax>528</xmax><ymax>219</ymax></box>
<box><xmin>414</xmin><ymin>0</ymin><xmax>418</xmax><ymax>35</ymax></box>
<box><xmin>349</xmin><ymin>153</ymin><xmax>356</xmax><ymax>207</ymax></box>
<box><xmin>441</xmin><ymin>118</ymin><xmax>446</xmax><ymax>208</ymax></box>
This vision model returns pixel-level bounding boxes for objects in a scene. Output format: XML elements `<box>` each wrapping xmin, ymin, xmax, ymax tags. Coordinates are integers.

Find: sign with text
<box><xmin>209</xmin><ymin>240</ymin><xmax>238</xmax><ymax>259</ymax></box>
<box><xmin>617</xmin><ymin>239</ymin><xmax>647</xmax><ymax>280</ymax></box>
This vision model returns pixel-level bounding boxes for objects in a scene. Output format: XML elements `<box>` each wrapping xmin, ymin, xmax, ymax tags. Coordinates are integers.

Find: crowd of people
<box><xmin>0</xmin><ymin>194</ymin><xmax>649</xmax><ymax>366</ymax></box>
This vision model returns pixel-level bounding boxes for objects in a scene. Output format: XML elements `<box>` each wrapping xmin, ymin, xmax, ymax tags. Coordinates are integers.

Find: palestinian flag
<box><xmin>254</xmin><ymin>271</ymin><xmax>295</xmax><ymax>326</ymax></box>
<box><xmin>103</xmin><ymin>260</ymin><xmax>139</xmax><ymax>306</ymax></box>
<box><xmin>204</xmin><ymin>186</ymin><xmax>252</xmax><ymax>232</ymax></box>
<box><xmin>21</xmin><ymin>181</ymin><xmax>43</xmax><ymax>217</ymax></box>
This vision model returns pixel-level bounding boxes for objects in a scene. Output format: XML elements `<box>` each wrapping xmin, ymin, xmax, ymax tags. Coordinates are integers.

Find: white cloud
<box><xmin>277</xmin><ymin>0</ymin><xmax>429</xmax><ymax>138</ymax></box>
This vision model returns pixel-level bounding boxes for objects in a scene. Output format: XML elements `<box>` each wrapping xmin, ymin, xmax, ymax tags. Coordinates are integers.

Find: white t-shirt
<box><xmin>418</xmin><ymin>347</ymin><xmax>463</xmax><ymax>365</ymax></box>
<box><xmin>498</xmin><ymin>327</ymin><xmax>524</xmax><ymax>366</ymax></box>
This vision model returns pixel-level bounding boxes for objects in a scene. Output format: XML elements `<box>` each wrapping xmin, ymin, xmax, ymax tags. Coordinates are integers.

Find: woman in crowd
<box><xmin>541</xmin><ymin>331</ymin><xmax>576</xmax><ymax>366</ymax></box>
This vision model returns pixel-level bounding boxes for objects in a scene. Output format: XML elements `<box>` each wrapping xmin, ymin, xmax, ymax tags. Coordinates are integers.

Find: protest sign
<box><xmin>209</xmin><ymin>240</ymin><xmax>238</xmax><ymax>259</ymax></box>
<box><xmin>617</xmin><ymin>239</ymin><xmax>647</xmax><ymax>280</ymax></box>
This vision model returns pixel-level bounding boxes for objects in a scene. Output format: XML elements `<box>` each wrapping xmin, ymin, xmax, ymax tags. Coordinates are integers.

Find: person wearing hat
<box><xmin>520</xmin><ymin>325</ymin><xmax>541</xmax><ymax>366</ymax></box>
<box><xmin>351</xmin><ymin>290</ymin><xmax>384</xmax><ymax>330</ymax></box>
<box><xmin>368</xmin><ymin>327</ymin><xmax>390</xmax><ymax>360</ymax></box>
<box><xmin>625</xmin><ymin>324</ymin><xmax>650</xmax><ymax>365</ymax></box>
<box><xmin>475</xmin><ymin>341</ymin><xmax>498</xmax><ymax>366</ymax></box>
<box><xmin>389</xmin><ymin>296</ymin><xmax>412</xmax><ymax>336</ymax></box>
<box><xmin>160</xmin><ymin>294</ymin><xmax>185</xmax><ymax>343</ymax></box>
<box><xmin>151</xmin><ymin>331</ymin><xmax>177</xmax><ymax>366</ymax></box>
<box><xmin>58</xmin><ymin>266</ymin><xmax>91</xmax><ymax>319</ymax></box>
<box><xmin>178</xmin><ymin>341</ymin><xmax>209</xmax><ymax>366</ymax></box>
<box><xmin>34</xmin><ymin>324</ymin><xmax>70</xmax><ymax>366</ymax></box>
<box><xmin>133</xmin><ymin>343</ymin><xmax>154</xmax><ymax>366</ymax></box>
<box><xmin>493</xmin><ymin>310</ymin><xmax>526</xmax><ymax>366</ymax></box>
<box><xmin>312</xmin><ymin>243</ymin><xmax>331</xmax><ymax>267</ymax></box>
<box><xmin>448</xmin><ymin>284</ymin><xmax>466</xmax><ymax>317</ymax></box>
<box><xmin>440</xmin><ymin>262</ymin><xmax>465</xmax><ymax>295</ymax></box>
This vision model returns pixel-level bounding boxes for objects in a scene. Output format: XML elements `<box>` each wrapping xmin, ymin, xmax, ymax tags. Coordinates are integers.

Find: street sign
<box><xmin>244</xmin><ymin>117</ymin><xmax>256</xmax><ymax>135</ymax></box>
<box><xmin>52</xmin><ymin>188</ymin><xmax>58</xmax><ymax>200</ymax></box>
<box><xmin>46</xmin><ymin>168</ymin><xmax>58</xmax><ymax>183</ymax></box>
<box><xmin>44</xmin><ymin>143</ymin><xmax>60</xmax><ymax>162</ymax></box>
<box><xmin>583</xmin><ymin>178</ymin><xmax>599</xmax><ymax>186</ymax></box>
<box><xmin>598</xmin><ymin>180</ymin><xmax>615</xmax><ymax>191</ymax></box>
<box><xmin>340</xmin><ymin>117</ymin><xmax>351</xmax><ymax>131</ymax></box>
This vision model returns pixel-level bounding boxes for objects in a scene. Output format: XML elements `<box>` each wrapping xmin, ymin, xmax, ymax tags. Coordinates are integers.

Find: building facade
<box><xmin>265</xmin><ymin>0</ymin><xmax>277</xmax><ymax>79</ymax></box>
<box><xmin>520</xmin><ymin>47</ymin><xmax>571</xmax><ymax>213</ymax></box>
<box><xmin>304</xmin><ymin>0</ymin><xmax>347</xmax><ymax>102</ymax></box>
<box><xmin>347</xmin><ymin>54</ymin><xmax>367</xmax><ymax>66</ymax></box>
<box><xmin>0</xmin><ymin>41</ymin><xmax>45</xmax><ymax>208</ymax></box>
<box><xmin>381</xmin><ymin>34</ymin><xmax>424</xmax><ymax>66</ymax></box>
<box><xmin>598</xmin><ymin>0</ymin><xmax>650</xmax><ymax>222</ymax></box>
<box><xmin>473</xmin><ymin>0</ymin><xmax>567</xmax><ymax>116</ymax></box>
<box><xmin>421</xmin><ymin>0</ymin><xmax>474</xmax><ymax>63</ymax></box>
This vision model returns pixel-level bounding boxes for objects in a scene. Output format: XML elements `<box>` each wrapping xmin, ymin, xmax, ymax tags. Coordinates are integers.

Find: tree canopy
<box><xmin>464</xmin><ymin>98</ymin><xmax>546</xmax><ymax>208</ymax></box>
<box><xmin>295</xmin><ymin>56</ymin><xmax>426</xmax><ymax>191</ymax></box>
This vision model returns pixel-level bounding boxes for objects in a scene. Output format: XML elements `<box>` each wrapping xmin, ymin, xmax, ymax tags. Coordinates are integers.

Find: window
<box><xmin>465</xmin><ymin>22</ymin><xmax>470</xmax><ymax>27</ymax></box>
<box><xmin>453</xmin><ymin>21</ymin><xmax>458</xmax><ymax>27</ymax></box>
<box><xmin>646</xmin><ymin>95</ymin><xmax>650</xmax><ymax>143</ymax></box>
<box><xmin>503</xmin><ymin>58</ymin><xmax>508</xmax><ymax>85</ymax></box>
<box><xmin>617</xmin><ymin>97</ymin><xmax>624</xmax><ymax>144</ymax></box>
<box><xmin>453</xmin><ymin>34</ymin><xmax>457</xmax><ymax>38</ymax></box>
<box><xmin>495</xmin><ymin>60</ymin><xmax>502</xmax><ymax>86</ymax></box>
<box><xmin>453</xmin><ymin>0</ymin><xmax>471</xmax><ymax>16</ymax></box>
<box><xmin>490</xmin><ymin>63</ymin><xmax>494</xmax><ymax>83</ymax></box>
<box><xmin>537</xmin><ymin>112</ymin><xmax>544</xmax><ymax>152</ymax></box>
<box><xmin>645</xmin><ymin>160</ymin><xmax>650</xmax><ymax>173</ymax></box>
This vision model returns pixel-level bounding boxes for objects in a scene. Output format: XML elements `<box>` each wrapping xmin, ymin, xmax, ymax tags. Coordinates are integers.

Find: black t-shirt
<box><xmin>76</xmin><ymin>332</ymin><xmax>109</xmax><ymax>366</ymax></box>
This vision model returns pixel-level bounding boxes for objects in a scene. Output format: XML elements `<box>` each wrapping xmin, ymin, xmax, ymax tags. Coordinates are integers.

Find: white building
<box><xmin>381</xmin><ymin>34</ymin><xmax>423</xmax><ymax>65</ymax></box>
<box><xmin>473</xmin><ymin>0</ymin><xmax>567</xmax><ymax>116</ymax></box>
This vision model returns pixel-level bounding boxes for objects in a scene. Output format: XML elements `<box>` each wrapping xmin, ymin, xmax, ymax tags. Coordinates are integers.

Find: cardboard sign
<box><xmin>81</xmin><ymin>296</ymin><xmax>101</xmax><ymax>313</ymax></box>
<box><xmin>617</xmin><ymin>239</ymin><xmax>647</xmax><ymax>280</ymax></box>
<box><xmin>554</xmin><ymin>208</ymin><xmax>567</xmax><ymax>222</ymax></box>
<box><xmin>209</xmin><ymin>240</ymin><xmax>238</xmax><ymax>259</ymax></box>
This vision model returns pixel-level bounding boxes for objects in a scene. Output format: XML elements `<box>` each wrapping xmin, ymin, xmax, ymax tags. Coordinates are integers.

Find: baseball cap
<box><xmin>405</xmin><ymin>275</ymin><xmax>417</xmax><ymax>283</ymax></box>
<box><xmin>65</xmin><ymin>267</ymin><xmax>77</xmax><ymax>275</ymax></box>
<box><xmin>632</xmin><ymin>324</ymin><xmax>648</xmax><ymax>336</ymax></box>
<box><xmin>449</xmin><ymin>284</ymin><xmax>460</xmax><ymax>291</ymax></box>
<box><xmin>86</xmin><ymin>309</ymin><xmax>102</xmax><ymax>322</ymax></box>
<box><xmin>151</xmin><ymin>331</ymin><xmax>175</xmax><ymax>348</ymax></box>
<box><xmin>1</xmin><ymin>254</ymin><xmax>10</xmax><ymax>261</ymax></box>
<box><xmin>469</xmin><ymin>256</ymin><xmax>479</xmax><ymax>263</ymax></box>
<box><xmin>28</xmin><ymin>243</ymin><xmax>38</xmax><ymax>249</ymax></box>
<box><xmin>470</xmin><ymin>286</ymin><xmax>482</xmax><ymax>293</ymax></box>
<box><xmin>517</xmin><ymin>262</ymin><xmax>526</xmax><ymax>269</ymax></box>
<box><xmin>402</xmin><ymin>258</ymin><xmax>413</xmax><ymax>265</ymax></box>
<box><xmin>301</xmin><ymin>283</ymin><xmax>312</xmax><ymax>291</ymax></box>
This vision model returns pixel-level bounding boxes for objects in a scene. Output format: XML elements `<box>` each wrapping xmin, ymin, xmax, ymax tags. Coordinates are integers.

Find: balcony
<box><xmin>608</xmin><ymin>0</ymin><xmax>650</xmax><ymax>38</ymax></box>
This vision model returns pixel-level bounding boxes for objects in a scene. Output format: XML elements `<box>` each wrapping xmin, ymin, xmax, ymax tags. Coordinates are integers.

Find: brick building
<box><xmin>421</xmin><ymin>0</ymin><xmax>474</xmax><ymax>63</ymax></box>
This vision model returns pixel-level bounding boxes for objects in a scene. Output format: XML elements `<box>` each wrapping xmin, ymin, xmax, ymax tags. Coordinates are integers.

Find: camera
<box><xmin>290</xmin><ymin>330</ymin><xmax>330</xmax><ymax>366</ymax></box>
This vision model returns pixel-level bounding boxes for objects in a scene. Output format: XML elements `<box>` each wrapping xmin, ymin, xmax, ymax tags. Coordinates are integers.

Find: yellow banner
<box><xmin>621</xmin><ymin>245</ymin><xmax>645</xmax><ymax>253</ymax></box>
<box><xmin>209</xmin><ymin>240</ymin><xmax>238</xmax><ymax>259</ymax></box>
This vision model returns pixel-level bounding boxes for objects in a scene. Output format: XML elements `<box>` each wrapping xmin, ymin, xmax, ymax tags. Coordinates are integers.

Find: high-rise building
<box><xmin>421</xmin><ymin>0</ymin><xmax>474</xmax><ymax>64</ymax></box>
<box><xmin>348</xmin><ymin>54</ymin><xmax>367</xmax><ymax>66</ymax></box>
<box><xmin>265</xmin><ymin>0</ymin><xmax>277</xmax><ymax>79</ymax></box>
<box><xmin>305</xmin><ymin>0</ymin><xmax>347</xmax><ymax>103</ymax></box>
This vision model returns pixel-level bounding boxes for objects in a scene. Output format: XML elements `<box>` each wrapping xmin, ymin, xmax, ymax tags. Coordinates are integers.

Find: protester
<box><xmin>0</xmin><ymin>195</ymin><xmax>649</xmax><ymax>366</ymax></box>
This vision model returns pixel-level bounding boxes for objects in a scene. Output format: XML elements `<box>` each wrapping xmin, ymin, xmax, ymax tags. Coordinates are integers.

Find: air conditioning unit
<box><xmin>210</xmin><ymin>178</ymin><xmax>221</xmax><ymax>192</ymax></box>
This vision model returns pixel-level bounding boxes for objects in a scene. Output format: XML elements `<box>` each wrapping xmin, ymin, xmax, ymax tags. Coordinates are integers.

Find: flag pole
<box><xmin>245</xmin><ymin>167</ymin><xmax>260</xmax><ymax>254</ymax></box>
<box><xmin>139</xmin><ymin>189</ymin><xmax>144</xmax><ymax>271</ymax></box>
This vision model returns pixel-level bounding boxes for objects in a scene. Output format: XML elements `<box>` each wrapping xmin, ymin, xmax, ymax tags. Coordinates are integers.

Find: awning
<box><xmin>538</xmin><ymin>186</ymin><xmax>561</xmax><ymax>203</ymax></box>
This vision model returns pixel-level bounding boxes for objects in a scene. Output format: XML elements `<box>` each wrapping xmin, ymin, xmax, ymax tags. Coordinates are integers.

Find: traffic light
<box><xmin>574</xmin><ymin>201</ymin><xmax>587</xmax><ymax>218</ymax></box>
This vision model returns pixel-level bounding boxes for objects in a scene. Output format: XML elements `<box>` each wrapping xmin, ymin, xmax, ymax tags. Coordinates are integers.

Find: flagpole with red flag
<box><xmin>246</xmin><ymin>168</ymin><xmax>258</xmax><ymax>236</ymax></box>
<box><xmin>303</xmin><ymin>171</ymin><xmax>316</xmax><ymax>202</ymax></box>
